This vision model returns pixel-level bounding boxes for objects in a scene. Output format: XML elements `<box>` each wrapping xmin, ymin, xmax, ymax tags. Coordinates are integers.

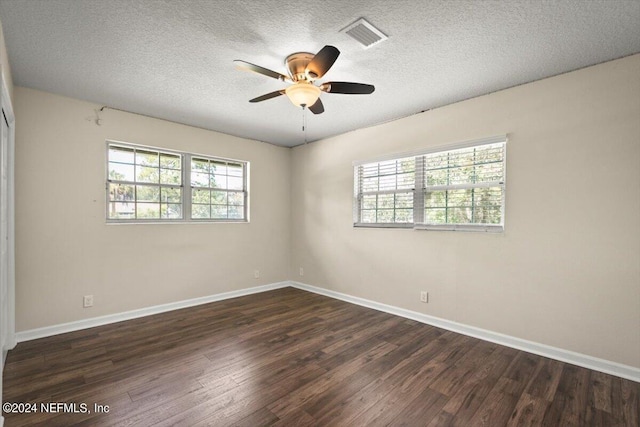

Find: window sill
<box><xmin>106</xmin><ymin>219</ymin><xmax>249</xmax><ymax>225</ymax></box>
<box><xmin>354</xmin><ymin>223</ymin><xmax>503</xmax><ymax>232</ymax></box>
<box><xmin>414</xmin><ymin>223</ymin><xmax>503</xmax><ymax>232</ymax></box>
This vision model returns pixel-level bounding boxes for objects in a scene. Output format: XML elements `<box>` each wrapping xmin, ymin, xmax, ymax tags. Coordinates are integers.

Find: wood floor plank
<box><xmin>267</xmin><ymin>340</ymin><xmax>397</xmax><ymax>419</ymax></box>
<box><xmin>3</xmin><ymin>287</ymin><xmax>639</xmax><ymax>427</ymax></box>
<box><xmin>467</xmin><ymin>377</ymin><xmax>522</xmax><ymax>426</ymax></box>
<box><xmin>507</xmin><ymin>392</ymin><xmax>550</xmax><ymax>426</ymax></box>
<box><xmin>523</xmin><ymin>357</ymin><xmax>564</xmax><ymax>402</ymax></box>
<box><xmin>442</xmin><ymin>346</ymin><xmax>516</xmax><ymax>420</ymax></box>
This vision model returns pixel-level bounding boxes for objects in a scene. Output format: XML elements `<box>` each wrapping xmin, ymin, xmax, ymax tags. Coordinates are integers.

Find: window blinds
<box><xmin>354</xmin><ymin>137</ymin><xmax>506</xmax><ymax>231</ymax></box>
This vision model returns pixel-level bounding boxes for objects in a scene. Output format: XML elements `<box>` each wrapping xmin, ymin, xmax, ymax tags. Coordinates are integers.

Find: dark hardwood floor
<box><xmin>3</xmin><ymin>287</ymin><xmax>638</xmax><ymax>426</ymax></box>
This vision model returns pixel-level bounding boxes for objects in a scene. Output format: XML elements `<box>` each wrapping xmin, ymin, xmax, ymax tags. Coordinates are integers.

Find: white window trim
<box><xmin>105</xmin><ymin>140</ymin><xmax>249</xmax><ymax>224</ymax></box>
<box><xmin>353</xmin><ymin>135</ymin><xmax>507</xmax><ymax>232</ymax></box>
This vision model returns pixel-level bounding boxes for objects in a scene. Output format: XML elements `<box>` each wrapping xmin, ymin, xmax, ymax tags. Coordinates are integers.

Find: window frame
<box><xmin>353</xmin><ymin>135</ymin><xmax>506</xmax><ymax>232</ymax></box>
<box><xmin>106</xmin><ymin>140</ymin><xmax>249</xmax><ymax>223</ymax></box>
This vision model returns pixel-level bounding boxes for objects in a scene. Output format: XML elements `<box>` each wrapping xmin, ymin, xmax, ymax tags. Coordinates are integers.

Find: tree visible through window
<box><xmin>106</xmin><ymin>142</ymin><xmax>248</xmax><ymax>222</ymax></box>
<box><xmin>423</xmin><ymin>142</ymin><xmax>504</xmax><ymax>226</ymax></box>
<box><xmin>354</xmin><ymin>137</ymin><xmax>506</xmax><ymax>231</ymax></box>
<box><xmin>108</xmin><ymin>145</ymin><xmax>182</xmax><ymax>220</ymax></box>
<box><xmin>191</xmin><ymin>157</ymin><xmax>246</xmax><ymax>220</ymax></box>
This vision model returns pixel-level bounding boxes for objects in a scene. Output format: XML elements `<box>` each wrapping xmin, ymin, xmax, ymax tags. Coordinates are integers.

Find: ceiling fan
<box><xmin>234</xmin><ymin>45</ymin><xmax>375</xmax><ymax>114</ymax></box>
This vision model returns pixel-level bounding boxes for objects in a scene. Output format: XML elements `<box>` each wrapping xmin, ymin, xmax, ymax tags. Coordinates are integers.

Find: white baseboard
<box><xmin>13</xmin><ymin>280</ymin><xmax>639</xmax><ymax>383</ymax></box>
<box><xmin>15</xmin><ymin>282</ymin><xmax>290</xmax><ymax>343</ymax></box>
<box><xmin>289</xmin><ymin>281</ymin><xmax>640</xmax><ymax>383</ymax></box>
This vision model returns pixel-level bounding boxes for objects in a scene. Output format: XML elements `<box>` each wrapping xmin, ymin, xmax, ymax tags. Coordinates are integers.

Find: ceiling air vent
<box><xmin>340</xmin><ymin>18</ymin><xmax>388</xmax><ymax>49</ymax></box>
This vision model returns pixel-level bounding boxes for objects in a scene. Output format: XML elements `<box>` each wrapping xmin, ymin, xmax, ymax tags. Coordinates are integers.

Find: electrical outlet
<box><xmin>254</xmin><ymin>270</ymin><xmax>260</xmax><ymax>279</ymax></box>
<box><xmin>299</xmin><ymin>267</ymin><xmax>304</xmax><ymax>276</ymax></box>
<box><xmin>420</xmin><ymin>291</ymin><xmax>429</xmax><ymax>303</ymax></box>
<box><xmin>83</xmin><ymin>295</ymin><xmax>94</xmax><ymax>308</ymax></box>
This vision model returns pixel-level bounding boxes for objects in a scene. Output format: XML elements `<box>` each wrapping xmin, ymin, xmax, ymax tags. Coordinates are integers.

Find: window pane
<box><xmin>473</xmin><ymin>187</ymin><xmax>503</xmax><ymax>223</ymax></box>
<box><xmin>395</xmin><ymin>193</ymin><xmax>413</xmax><ymax>209</ymax></box>
<box><xmin>160</xmin><ymin>169</ymin><xmax>181</xmax><ymax>185</ymax></box>
<box><xmin>161</xmin><ymin>187</ymin><xmax>181</xmax><ymax>203</ymax></box>
<box><xmin>475</xmin><ymin>206</ymin><xmax>502</xmax><ymax>224</ymax></box>
<box><xmin>379</xmin><ymin>175</ymin><xmax>399</xmax><ymax>191</ymax></box>
<box><xmin>395</xmin><ymin>209</ymin><xmax>413</xmax><ymax>223</ymax></box>
<box><xmin>191</xmin><ymin>172</ymin><xmax>209</xmax><ymax>187</ymax></box>
<box><xmin>425</xmin><ymin>208</ymin><xmax>446</xmax><ymax>224</ymax></box>
<box><xmin>160</xmin><ymin>153</ymin><xmax>180</xmax><ymax>169</ymax></box>
<box><xmin>425</xmin><ymin>187</ymin><xmax>503</xmax><ymax>225</ymax></box>
<box><xmin>109</xmin><ymin>146</ymin><xmax>134</xmax><ymax>164</ymax></box>
<box><xmin>109</xmin><ymin>183</ymin><xmax>134</xmax><ymax>202</ymax></box>
<box><xmin>212</xmin><ymin>174</ymin><xmax>228</xmax><ymax>189</ymax></box>
<box><xmin>227</xmin><ymin>192</ymin><xmax>244</xmax><ymax>205</ymax></box>
<box><xmin>212</xmin><ymin>191</ymin><xmax>228</xmax><ymax>204</ymax></box>
<box><xmin>475</xmin><ymin>162</ymin><xmax>503</xmax><ymax>183</ymax></box>
<box><xmin>398</xmin><ymin>159</ymin><xmax>415</xmax><ymax>173</ymax></box>
<box><xmin>136</xmin><ymin>203</ymin><xmax>160</xmax><ymax>219</ymax></box>
<box><xmin>136</xmin><ymin>166</ymin><xmax>159</xmax><ymax>183</ymax></box>
<box><xmin>228</xmin><ymin>205</ymin><xmax>244</xmax><ymax>219</ymax></box>
<box><xmin>211</xmin><ymin>205</ymin><xmax>228</xmax><ymax>219</ymax></box>
<box><xmin>361</xmin><ymin>165</ymin><xmax>378</xmax><ymax>178</ymax></box>
<box><xmin>362</xmin><ymin>195</ymin><xmax>376</xmax><ymax>210</ymax></box>
<box><xmin>211</xmin><ymin>161</ymin><xmax>227</xmax><ymax>175</ymax></box>
<box><xmin>377</xmin><ymin>209</ymin><xmax>394</xmax><ymax>222</ymax></box>
<box><xmin>192</xmin><ymin>188</ymin><xmax>210</xmax><ymax>204</ymax></box>
<box><xmin>425</xmin><ymin>168</ymin><xmax>448</xmax><ymax>186</ymax></box>
<box><xmin>136</xmin><ymin>150</ymin><xmax>159</xmax><ymax>166</ymax></box>
<box><xmin>361</xmin><ymin>210</ymin><xmax>377</xmax><ymax>223</ymax></box>
<box><xmin>108</xmin><ymin>202</ymin><xmax>135</xmax><ymax>219</ymax></box>
<box><xmin>136</xmin><ymin>185</ymin><xmax>160</xmax><ymax>202</ymax></box>
<box><xmin>227</xmin><ymin>164</ymin><xmax>243</xmax><ymax>177</ymax></box>
<box><xmin>449</xmin><ymin>208</ymin><xmax>471</xmax><ymax>224</ymax></box>
<box><xmin>161</xmin><ymin>203</ymin><xmax>182</xmax><ymax>219</ymax></box>
<box><xmin>377</xmin><ymin>194</ymin><xmax>394</xmax><ymax>209</ymax></box>
<box><xmin>227</xmin><ymin>176</ymin><xmax>243</xmax><ymax>191</ymax></box>
<box><xmin>192</xmin><ymin>204</ymin><xmax>210</xmax><ymax>219</ymax></box>
<box><xmin>425</xmin><ymin>191</ymin><xmax>446</xmax><ymax>208</ymax></box>
<box><xmin>362</xmin><ymin>177</ymin><xmax>378</xmax><ymax>192</ymax></box>
<box><xmin>397</xmin><ymin>172</ymin><xmax>415</xmax><ymax>189</ymax></box>
<box><xmin>109</xmin><ymin>162</ymin><xmax>134</xmax><ymax>182</ymax></box>
<box><xmin>192</xmin><ymin>158</ymin><xmax>209</xmax><ymax>172</ymax></box>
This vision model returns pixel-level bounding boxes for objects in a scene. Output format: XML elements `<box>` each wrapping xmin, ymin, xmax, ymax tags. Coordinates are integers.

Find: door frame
<box><xmin>0</xmin><ymin>65</ymin><xmax>16</xmax><ymax>425</ymax></box>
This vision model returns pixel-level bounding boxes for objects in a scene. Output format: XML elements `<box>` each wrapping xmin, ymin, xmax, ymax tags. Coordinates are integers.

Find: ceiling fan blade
<box><xmin>305</xmin><ymin>45</ymin><xmax>340</xmax><ymax>79</ymax></box>
<box><xmin>249</xmin><ymin>90</ymin><xmax>286</xmax><ymax>103</ymax></box>
<box><xmin>308</xmin><ymin>98</ymin><xmax>324</xmax><ymax>114</ymax></box>
<box><xmin>234</xmin><ymin>60</ymin><xmax>290</xmax><ymax>82</ymax></box>
<box><xmin>320</xmin><ymin>82</ymin><xmax>375</xmax><ymax>94</ymax></box>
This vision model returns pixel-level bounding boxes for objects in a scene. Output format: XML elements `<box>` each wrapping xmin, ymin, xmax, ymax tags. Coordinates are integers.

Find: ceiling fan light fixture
<box><xmin>285</xmin><ymin>83</ymin><xmax>321</xmax><ymax>107</ymax></box>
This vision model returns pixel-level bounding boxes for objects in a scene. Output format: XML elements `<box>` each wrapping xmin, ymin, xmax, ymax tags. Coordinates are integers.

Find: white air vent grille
<box><xmin>341</xmin><ymin>18</ymin><xmax>388</xmax><ymax>49</ymax></box>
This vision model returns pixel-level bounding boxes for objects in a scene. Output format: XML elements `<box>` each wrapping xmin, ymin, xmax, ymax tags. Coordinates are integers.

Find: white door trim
<box><xmin>0</xmin><ymin>66</ymin><xmax>15</xmax><ymax>427</ymax></box>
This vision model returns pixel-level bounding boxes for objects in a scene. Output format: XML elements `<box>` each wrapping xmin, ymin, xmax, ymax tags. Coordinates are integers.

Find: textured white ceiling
<box><xmin>1</xmin><ymin>0</ymin><xmax>639</xmax><ymax>147</ymax></box>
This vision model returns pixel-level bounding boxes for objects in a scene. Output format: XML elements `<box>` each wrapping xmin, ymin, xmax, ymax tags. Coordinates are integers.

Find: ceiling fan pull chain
<box><xmin>302</xmin><ymin>106</ymin><xmax>308</xmax><ymax>144</ymax></box>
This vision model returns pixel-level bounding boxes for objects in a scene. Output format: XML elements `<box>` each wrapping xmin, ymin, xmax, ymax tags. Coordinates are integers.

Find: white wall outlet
<box><xmin>420</xmin><ymin>291</ymin><xmax>429</xmax><ymax>303</ymax></box>
<box><xmin>299</xmin><ymin>267</ymin><xmax>304</xmax><ymax>276</ymax></box>
<box><xmin>254</xmin><ymin>270</ymin><xmax>260</xmax><ymax>279</ymax></box>
<box><xmin>83</xmin><ymin>295</ymin><xmax>94</xmax><ymax>308</ymax></box>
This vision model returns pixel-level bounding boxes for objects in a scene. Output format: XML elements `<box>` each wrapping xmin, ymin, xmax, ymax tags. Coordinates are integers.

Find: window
<box><xmin>356</xmin><ymin>156</ymin><xmax>415</xmax><ymax>224</ymax></box>
<box><xmin>107</xmin><ymin>141</ymin><xmax>248</xmax><ymax>222</ymax></box>
<box><xmin>354</xmin><ymin>136</ymin><xmax>506</xmax><ymax>231</ymax></box>
<box><xmin>190</xmin><ymin>157</ymin><xmax>246</xmax><ymax>220</ymax></box>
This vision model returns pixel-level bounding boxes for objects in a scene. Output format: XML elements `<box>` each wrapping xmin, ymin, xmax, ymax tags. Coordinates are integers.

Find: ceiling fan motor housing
<box><xmin>285</xmin><ymin>52</ymin><xmax>316</xmax><ymax>82</ymax></box>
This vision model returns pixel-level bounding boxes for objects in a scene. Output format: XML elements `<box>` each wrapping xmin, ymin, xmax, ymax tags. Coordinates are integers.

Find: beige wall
<box><xmin>14</xmin><ymin>87</ymin><xmax>291</xmax><ymax>331</ymax></box>
<box><xmin>13</xmin><ymin>54</ymin><xmax>640</xmax><ymax>369</ymax></box>
<box><xmin>290</xmin><ymin>54</ymin><xmax>640</xmax><ymax>368</ymax></box>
